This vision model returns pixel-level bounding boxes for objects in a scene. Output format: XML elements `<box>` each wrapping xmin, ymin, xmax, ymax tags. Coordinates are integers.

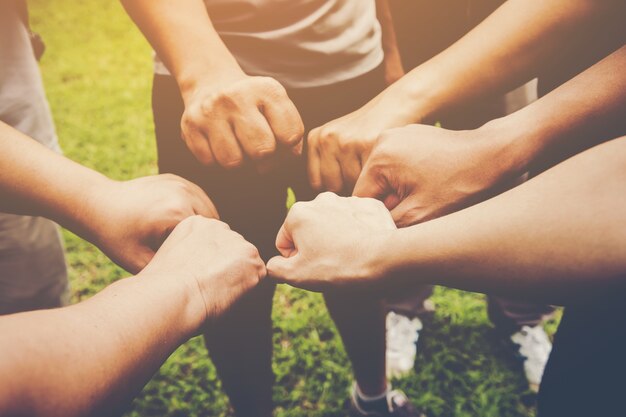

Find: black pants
<box><xmin>152</xmin><ymin>66</ymin><xmax>386</xmax><ymax>411</ymax></box>
<box><xmin>538</xmin><ymin>293</ymin><xmax>626</xmax><ymax>416</ymax></box>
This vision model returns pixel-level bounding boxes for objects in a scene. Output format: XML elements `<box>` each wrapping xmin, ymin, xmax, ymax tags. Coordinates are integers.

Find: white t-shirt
<box><xmin>154</xmin><ymin>0</ymin><xmax>383</xmax><ymax>88</ymax></box>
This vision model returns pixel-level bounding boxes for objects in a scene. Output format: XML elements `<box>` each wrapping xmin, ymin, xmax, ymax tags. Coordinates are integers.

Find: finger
<box><xmin>187</xmin><ymin>183</ymin><xmax>220</xmax><ymax>219</ymax></box>
<box><xmin>266</xmin><ymin>254</ymin><xmax>301</xmax><ymax>283</ymax></box>
<box><xmin>232</xmin><ymin>110</ymin><xmax>276</xmax><ymax>161</ymax></box>
<box><xmin>182</xmin><ymin>125</ymin><xmax>215</xmax><ymax>166</ymax></box>
<box><xmin>262</xmin><ymin>95</ymin><xmax>304</xmax><ymax>151</ymax></box>
<box><xmin>207</xmin><ymin>121</ymin><xmax>245</xmax><ymax>169</ymax></box>
<box><xmin>319</xmin><ymin>143</ymin><xmax>344</xmax><ymax>193</ymax></box>
<box><xmin>390</xmin><ymin>198</ymin><xmax>425</xmax><ymax>228</ymax></box>
<box><xmin>339</xmin><ymin>153</ymin><xmax>363</xmax><ymax>194</ymax></box>
<box><xmin>353</xmin><ymin>162</ymin><xmax>387</xmax><ymax>200</ymax></box>
<box><xmin>275</xmin><ymin>223</ymin><xmax>297</xmax><ymax>257</ymax></box>
<box><xmin>307</xmin><ymin>132</ymin><xmax>323</xmax><ymax>190</ymax></box>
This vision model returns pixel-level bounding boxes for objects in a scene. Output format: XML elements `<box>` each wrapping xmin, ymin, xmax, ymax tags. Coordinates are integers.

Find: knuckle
<box><xmin>221</xmin><ymin>157</ymin><xmax>244</xmax><ymax>169</ymax></box>
<box><xmin>250</xmin><ymin>142</ymin><xmax>276</xmax><ymax>160</ymax></box>
<box><xmin>211</xmin><ymin>92</ymin><xmax>239</xmax><ymax>112</ymax></box>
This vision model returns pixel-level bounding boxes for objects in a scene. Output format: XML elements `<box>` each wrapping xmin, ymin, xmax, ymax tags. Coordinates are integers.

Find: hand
<box><xmin>307</xmin><ymin>88</ymin><xmax>415</xmax><ymax>194</ymax></box>
<box><xmin>142</xmin><ymin>215</ymin><xmax>266</xmax><ymax>325</ymax></box>
<box><xmin>266</xmin><ymin>192</ymin><xmax>396</xmax><ymax>292</ymax></box>
<box><xmin>354</xmin><ymin>124</ymin><xmax>520</xmax><ymax>227</ymax></box>
<box><xmin>85</xmin><ymin>174</ymin><xmax>219</xmax><ymax>273</ymax></box>
<box><xmin>181</xmin><ymin>73</ymin><xmax>304</xmax><ymax>170</ymax></box>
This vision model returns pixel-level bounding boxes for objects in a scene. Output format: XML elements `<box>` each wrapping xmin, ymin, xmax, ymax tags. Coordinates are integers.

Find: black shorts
<box><xmin>152</xmin><ymin>65</ymin><xmax>386</xmax><ymax>260</ymax></box>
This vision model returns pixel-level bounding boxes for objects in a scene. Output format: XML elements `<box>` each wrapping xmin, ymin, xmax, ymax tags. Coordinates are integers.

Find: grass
<box><xmin>31</xmin><ymin>1</ymin><xmax>560</xmax><ymax>416</ymax></box>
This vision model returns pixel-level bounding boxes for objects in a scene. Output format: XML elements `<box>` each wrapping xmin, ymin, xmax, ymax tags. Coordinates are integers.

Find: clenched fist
<box><xmin>84</xmin><ymin>174</ymin><xmax>218</xmax><ymax>273</ymax></box>
<box><xmin>143</xmin><ymin>215</ymin><xmax>266</xmax><ymax>323</ymax></box>
<box><xmin>267</xmin><ymin>192</ymin><xmax>396</xmax><ymax>291</ymax></box>
<box><xmin>307</xmin><ymin>88</ymin><xmax>414</xmax><ymax>194</ymax></box>
<box><xmin>181</xmin><ymin>74</ymin><xmax>305</xmax><ymax>169</ymax></box>
<box><xmin>354</xmin><ymin>124</ymin><xmax>521</xmax><ymax>227</ymax></box>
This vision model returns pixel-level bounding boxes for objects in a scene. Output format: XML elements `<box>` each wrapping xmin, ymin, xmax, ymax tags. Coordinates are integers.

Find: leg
<box><xmin>487</xmin><ymin>296</ymin><xmax>556</xmax><ymax>334</ymax></box>
<box><xmin>324</xmin><ymin>291</ymin><xmax>387</xmax><ymax>395</ymax></box>
<box><xmin>152</xmin><ymin>74</ymin><xmax>287</xmax><ymax>416</ymax></box>
<box><xmin>288</xmin><ymin>66</ymin><xmax>392</xmax><ymax>400</ymax></box>
<box><xmin>0</xmin><ymin>214</ymin><xmax>68</xmax><ymax>315</ymax></box>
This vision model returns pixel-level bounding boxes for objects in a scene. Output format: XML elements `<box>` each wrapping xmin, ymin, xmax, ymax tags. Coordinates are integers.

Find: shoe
<box><xmin>510</xmin><ymin>325</ymin><xmax>552</xmax><ymax>392</ymax></box>
<box><xmin>349</xmin><ymin>387</ymin><xmax>425</xmax><ymax>417</ymax></box>
<box><xmin>386</xmin><ymin>311</ymin><xmax>422</xmax><ymax>378</ymax></box>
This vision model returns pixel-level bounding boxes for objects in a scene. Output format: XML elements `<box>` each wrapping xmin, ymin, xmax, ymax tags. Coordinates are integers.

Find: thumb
<box><xmin>353</xmin><ymin>163</ymin><xmax>388</xmax><ymax>200</ymax></box>
<box><xmin>266</xmin><ymin>255</ymin><xmax>298</xmax><ymax>283</ymax></box>
<box><xmin>390</xmin><ymin>197</ymin><xmax>425</xmax><ymax>228</ymax></box>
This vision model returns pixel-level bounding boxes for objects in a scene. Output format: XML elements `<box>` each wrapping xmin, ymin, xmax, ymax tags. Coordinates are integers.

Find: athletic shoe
<box><xmin>349</xmin><ymin>387</ymin><xmax>425</xmax><ymax>417</ymax></box>
<box><xmin>386</xmin><ymin>311</ymin><xmax>422</xmax><ymax>379</ymax></box>
<box><xmin>510</xmin><ymin>325</ymin><xmax>552</xmax><ymax>392</ymax></box>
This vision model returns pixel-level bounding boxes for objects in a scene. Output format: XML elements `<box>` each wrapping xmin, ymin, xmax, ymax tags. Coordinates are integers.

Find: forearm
<box><xmin>379</xmin><ymin>137</ymin><xmax>626</xmax><ymax>305</ymax></box>
<box><xmin>484</xmin><ymin>46</ymin><xmax>626</xmax><ymax>176</ymax></box>
<box><xmin>121</xmin><ymin>0</ymin><xmax>242</xmax><ymax>96</ymax></box>
<box><xmin>373</xmin><ymin>0</ymin><xmax>616</xmax><ymax>124</ymax></box>
<box><xmin>0</xmin><ymin>272</ymin><xmax>201</xmax><ymax>417</ymax></box>
<box><xmin>0</xmin><ymin>122</ymin><xmax>114</xmax><ymax>238</ymax></box>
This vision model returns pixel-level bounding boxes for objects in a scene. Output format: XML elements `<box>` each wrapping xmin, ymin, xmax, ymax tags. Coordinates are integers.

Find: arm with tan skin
<box><xmin>308</xmin><ymin>0</ymin><xmax>622</xmax><ymax>192</ymax></box>
<box><xmin>0</xmin><ymin>121</ymin><xmax>218</xmax><ymax>273</ymax></box>
<box><xmin>121</xmin><ymin>0</ymin><xmax>304</xmax><ymax>169</ymax></box>
<box><xmin>376</xmin><ymin>0</ymin><xmax>405</xmax><ymax>86</ymax></box>
<box><xmin>0</xmin><ymin>216</ymin><xmax>266</xmax><ymax>417</ymax></box>
<box><xmin>354</xmin><ymin>45</ymin><xmax>626</xmax><ymax>226</ymax></box>
<box><xmin>268</xmin><ymin>136</ymin><xmax>626</xmax><ymax>305</ymax></box>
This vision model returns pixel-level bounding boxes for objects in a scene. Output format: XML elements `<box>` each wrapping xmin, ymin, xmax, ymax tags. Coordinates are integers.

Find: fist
<box><xmin>267</xmin><ymin>192</ymin><xmax>396</xmax><ymax>291</ymax></box>
<box><xmin>87</xmin><ymin>174</ymin><xmax>218</xmax><ymax>273</ymax></box>
<box><xmin>143</xmin><ymin>216</ymin><xmax>266</xmax><ymax>322</ymax></box>
<box><xmin>181</xmin><ymin>75</ymin><xmax>304</xmax><ymax>169</ymax></box>
<box><xmin>354</xmin><ymin>124</ymin><xmax>516</xmax><ymax>227</ymax></box>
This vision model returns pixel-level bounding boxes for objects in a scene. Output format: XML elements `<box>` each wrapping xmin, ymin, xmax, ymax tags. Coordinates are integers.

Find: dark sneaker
<box><xmin>348</xmin><ymin>388</ymin><xmax>426</xmax><ymax>417</ymax></box>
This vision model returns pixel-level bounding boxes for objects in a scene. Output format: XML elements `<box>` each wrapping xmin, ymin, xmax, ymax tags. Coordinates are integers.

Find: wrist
<box><xmin>477</xmin><ymin>114</ymin><xmax>542</xmax><ymax>178</ymax></box>
<box><xmin>133</xmin><ymin>271</ymin><xmax>206</xmax><ymax>338</ymax></box>
<box><xmin>177</xmin><ymin>61</ymin><xmax>246</xmax><ymax>102</ymax></box>
<box><xmin>366</xmin><ymin>230</ymin><xmax>404</xmax><ymax>282</ymax></box>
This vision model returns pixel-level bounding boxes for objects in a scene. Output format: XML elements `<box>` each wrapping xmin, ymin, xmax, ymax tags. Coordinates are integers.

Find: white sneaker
<box><xmin>386</xmin><ymin>312</ymin><xmax>422</xmax><ymax>379</ymax></box>
<box><xmin>510</xmin><ymin>325</ymin><xmax>552</xmax><ymax>392</ymax></box>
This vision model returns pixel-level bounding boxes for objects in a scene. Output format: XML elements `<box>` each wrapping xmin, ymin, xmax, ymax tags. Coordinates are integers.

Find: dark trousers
<box><xmin>152</xmin><ymin>66</ymin><xmax>387</xmax><ymax>412</ymax></box>
<box><xmin>385</xmin><ymin>0</ymin><xmax>555</xmax><ymax>331</ymax></box>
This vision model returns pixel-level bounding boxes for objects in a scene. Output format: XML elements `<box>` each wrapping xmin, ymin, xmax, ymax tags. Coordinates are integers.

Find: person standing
<box><xmin>0</xmin><ymin>0</ymin><xmax>69</xmax><ymax>315</ymax></box>
<box><xmin>121</xmin><ymin>1</ymin><xmax>421</xmax><ymax>416</ymax></box>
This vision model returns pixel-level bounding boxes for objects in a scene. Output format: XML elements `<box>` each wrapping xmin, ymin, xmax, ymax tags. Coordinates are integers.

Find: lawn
<box><xmin>31</xmin><ymin>1</ymin><xmax>560</xmax><ymax>416</ymax></box>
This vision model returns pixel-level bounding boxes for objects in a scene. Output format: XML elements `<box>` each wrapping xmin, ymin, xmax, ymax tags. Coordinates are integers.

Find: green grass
<box><xmin>31</xmin><ymin>1</ymin><xmax>560</xmax><ymax>416</ymax></box>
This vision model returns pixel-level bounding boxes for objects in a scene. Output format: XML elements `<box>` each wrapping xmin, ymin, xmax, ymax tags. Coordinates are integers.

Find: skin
<box><xmin>267</xmin><ymin>136</ymin><xmax>626</xmax><ymax>306</ymax></box>
<box><xmin>308</xmin><ymin>0</ymin><xmax>623</xmax><ymax>193</ymax></box>
<box><xmin>120</xmin><ymin>0</ymin><xmax>305</xmax><ymax>170</ymax></box>
<box><xmin>354</xmin><ymin>45</ymin><xmax>626</xmax><ymax>227</ymax></box>
<box><xmin>0</xmin><ymin>121</ymin><xmax>218</xmax><ymax>273</ymax></box>
<box><xmin>0</xmin><ymin>215</ymin><xmax>266</xmax><ymax>417</ymax></box>
<box><xmin>121</xmin><ymin>0</ymin><xmax>406</xmax><ymax>405</ymax></box>
<box><xmin>376</xmin><ymin>0</ymin><xmax>405</xmax><ymax>86</ymax></box>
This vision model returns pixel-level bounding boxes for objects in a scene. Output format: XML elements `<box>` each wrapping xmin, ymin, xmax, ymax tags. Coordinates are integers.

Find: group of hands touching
<box><xmin>90</xmin><ymin>71</ymin><xmax>518</xmax><ymax>333</ymax></box>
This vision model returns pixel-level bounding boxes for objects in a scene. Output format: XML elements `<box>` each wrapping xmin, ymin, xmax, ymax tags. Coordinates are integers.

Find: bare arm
<box><xmin>0</xmin><ymin>121</ymin><xmax>217</xmax><ymax>272</ymax></box>
<box><xmin>0</xmin><ymin>273</ymin><xmax>200</xmax><ymax>417</ymax></box>
<box><xmin>354</xmin><ymin>46</ymin><xmax>626</xmax><ymax>226</ymax></box>
<box><xmin>0</xmin><ymin>215</ymin><xmax>265</xmax><ymax>417</ymax></box>
<box><xmin>308</xmin><ymin>0</ymin><xmax>623</xmax><ymax>192</ymax></box>
<box><xmin>375</xmin><ymin>0</ymin><xmax>621</xmax><ymax>124</ymax></box>
<box><xmin>375</xmin><ymin>0</ymin><xmax>405</xmax><ymax>86</ymax></box>
<box><xmin>121</xmin><ymin>0</ymin><xmax>304</xmax><ymax>169</ymax></box>
<box><xmin>268</xmin><ymin>137</ymin><xmax>626</xmax><ymax>305</ymax></box>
